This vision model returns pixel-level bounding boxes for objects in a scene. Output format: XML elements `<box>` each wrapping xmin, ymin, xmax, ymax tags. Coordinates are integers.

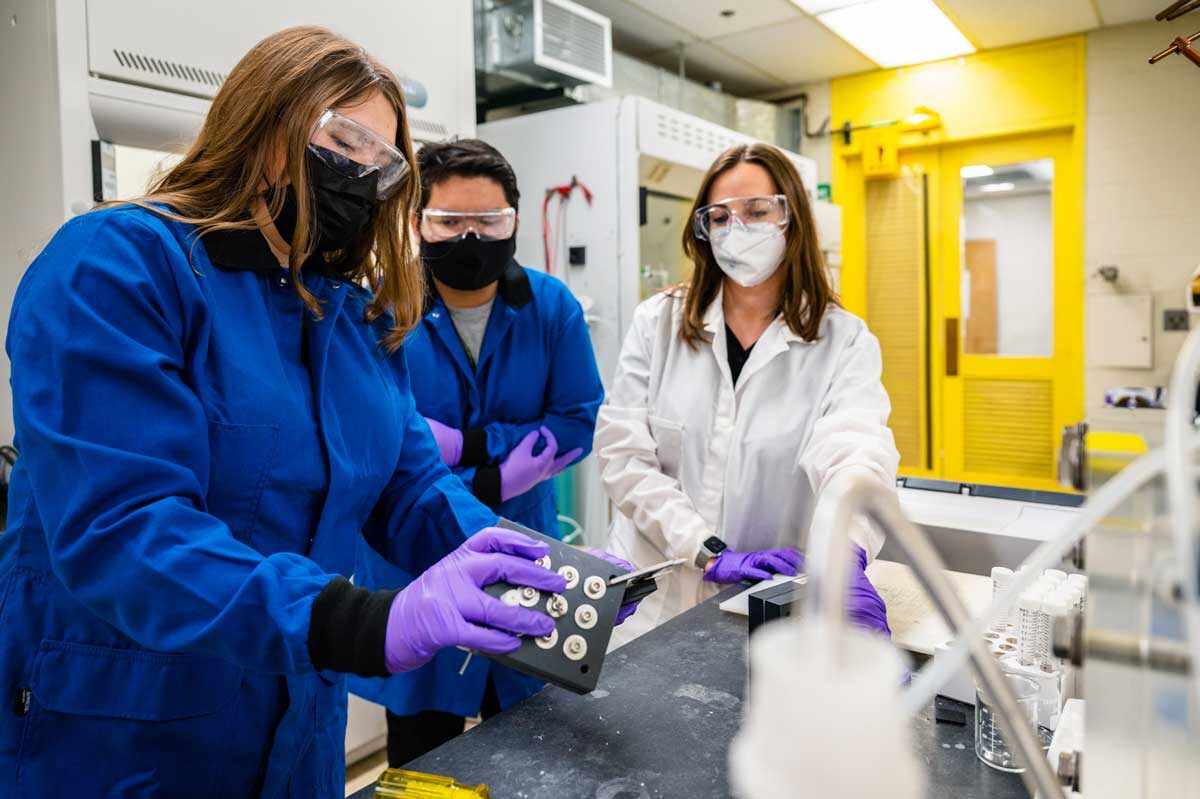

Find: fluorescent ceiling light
<box><xmin>818</xmin><ymin>0</ymin><xmax>975</xmax><ymax>69</ymax></box>
<box><xmin>789</xmin><ymin>0</ymin><xmax>863</xmax><ymax>13</ymax></box>
<box><xmin>979</xmin><ymin>182</ymin><xmax>1015</xmax><ymax>193</ymax></box>
<box><xmin>961</xmin><ymin>165</ymin><xmax>995</xmax><ymax>179</ymax></box>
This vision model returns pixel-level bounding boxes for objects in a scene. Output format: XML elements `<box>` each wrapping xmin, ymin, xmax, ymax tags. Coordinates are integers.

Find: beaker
<box><xmin>975</xmin><ymin>672</ymin><xmax>1039</xmax><ymax>772</ymax></box>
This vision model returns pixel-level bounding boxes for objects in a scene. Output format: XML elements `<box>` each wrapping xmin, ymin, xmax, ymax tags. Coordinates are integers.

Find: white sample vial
<box><xmin>1043</xmin><ymin>569</ymin><xmax>1067</xmax><ymax>585</ymax></box>
<box><xmin>1034</xmin><ymin>575</ymin><xmax>1058</xmax><ymax>595</ymax></box>
<box><xmin>1060</xmin><ymin>586</ymin><xmax>1083</xmax><ymax>617</ymax></box>
<box><xmin>1040</xmin><ymin>594</ymin><xmax>1070</xmax><ymax>663</ymax></box>
<box><xmin>991</xmin><ymin>567</ymin><xmax>1014</xmax><ymax>632</ymax></box>
<box><xmin>1017</xmin><ymin>591</ymin><xmax>1043</xmax><ymax>666</ymax></box>
<box><xmin>1067</xmin><ymin>574</ymin><xmax>1087</xmax><ymax>612</ymax></box>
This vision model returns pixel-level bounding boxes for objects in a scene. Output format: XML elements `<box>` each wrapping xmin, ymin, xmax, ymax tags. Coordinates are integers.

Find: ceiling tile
<box><xmin>708</xmin><ymin>15</ymin><xmax>876</xmax><ymax>84</ymax></box>
<box><xmin>938</xmin><ymin>0</ymin><xmax>1100</xmax><ymax>48</ymax></box>
<box><xmin>620</xmin><ymin>0</ymin><xmax>805</xmax><ymax>40</ymax></box>
<box><xmin>571</xmin><ymin>0</ymin><xmax>697</xmax><ymax>56</ymax></box>
<box><xmin>642</xmin><ymin>41</ymin><xmax>785</xmax><ymax>94</ymax></box>
<box><xmin>1096</xmin><ymin>0</ymin><xmax>1172</xmax><ymax>25</ymax></box>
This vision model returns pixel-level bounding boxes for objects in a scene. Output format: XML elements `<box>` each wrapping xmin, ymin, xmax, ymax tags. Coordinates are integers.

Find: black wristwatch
<box><xmin>695</xmin><ymin>535</ymin><xmax>728</xmax><ymax>569</ymax></box>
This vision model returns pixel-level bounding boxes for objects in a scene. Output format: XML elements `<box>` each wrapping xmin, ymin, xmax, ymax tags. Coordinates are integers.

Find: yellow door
<box><xmin>937</xmin><ymin>132</ymin><xmax>1082</xmax><ymax>491</ymax></box>
<box><xmin>858</xmin><ymin>149</ymin><xmax>941</xmax><ymax>478</ymax></box>
<box><xmin>848</xmin><ymin>131</ymin><xmax>1082</xmax><ymax>490</ymax></box>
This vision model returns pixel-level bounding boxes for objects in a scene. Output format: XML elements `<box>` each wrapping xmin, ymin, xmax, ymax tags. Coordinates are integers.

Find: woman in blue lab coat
<box><xmin>351</xmin><ymin>139</ymin><xmax>607</xmax><ymax>766</ymax></box>
<box><xmin>0</xmin><ymin>27</ymin><xmax>581</xmax><ymax>799</ymax></box>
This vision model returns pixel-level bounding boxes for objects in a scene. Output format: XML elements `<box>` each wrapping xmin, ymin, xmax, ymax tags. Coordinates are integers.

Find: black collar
<box><xmin>201</xmin><ymin>226</ymin><xmax>351</xmax><ymax>279</ymax></box>
<box><xmin>201</xmin><ymin>226</ymin><xmax>282</xmax><ymax>273</ymax></box>
<box><xmin>423</xmin><ymin>259</ymin><xmax>533</xmax><ymax>314</ymax></box>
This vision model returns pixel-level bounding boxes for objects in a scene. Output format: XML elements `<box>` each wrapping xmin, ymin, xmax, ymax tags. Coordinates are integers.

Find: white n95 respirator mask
<box><xmin>710</xmin><ymin>224</ymin><xmax>787</xmax><ymax>288</ymax></box>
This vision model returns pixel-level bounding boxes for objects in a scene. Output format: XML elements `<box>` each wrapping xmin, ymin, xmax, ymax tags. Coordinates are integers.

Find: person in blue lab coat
<box><xmin>351</xmin><ymin>139</ymin><xmax>608</xmax><ymax>766</ymax></box>
<box><xmin>0</xmin><ymin>27</ymin><xmax>636</xmax><ymax>799</ymax></box>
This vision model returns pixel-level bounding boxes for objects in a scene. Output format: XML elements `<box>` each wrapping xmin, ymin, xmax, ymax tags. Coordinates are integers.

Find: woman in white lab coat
<box><xmin>596</xmin><ymin>142</ymin><xmax>900</xmax><ymax>644</ymax></box>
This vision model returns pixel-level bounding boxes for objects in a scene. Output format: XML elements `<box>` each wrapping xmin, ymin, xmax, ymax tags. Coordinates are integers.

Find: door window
<box><xmin>960</xmin><ymin>159</ymin><xmax>1054</xmax><ymax>357</ymax></box>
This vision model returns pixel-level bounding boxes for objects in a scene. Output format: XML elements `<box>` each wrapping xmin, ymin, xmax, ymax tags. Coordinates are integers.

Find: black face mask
<box><xmin>274</xmin><ymin>147</ymin><xmax>380</xmax><ymax>254</ymax></box>
<box><xmin>421</xmin><ymin>234</ymin><xmax>516</xmax><ymax>291</ymax></box>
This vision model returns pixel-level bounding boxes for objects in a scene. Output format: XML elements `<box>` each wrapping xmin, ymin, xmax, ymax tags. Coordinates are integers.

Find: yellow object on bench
<box><xmin>374</xmin><ymin>769</ymin><xmax>489</xmax><ymax>799</ymax></box>
<box><xmin>1086</xmin><ymin>430</ymin><xmax>1148</xmax><ymax>484</ymax></box>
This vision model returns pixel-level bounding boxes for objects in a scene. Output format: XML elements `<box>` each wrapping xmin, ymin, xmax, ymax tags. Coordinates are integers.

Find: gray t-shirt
<box><xmin>447</xmin><ymin>298</ymin><xmax>495</xmax><ymax>367</ymax></box>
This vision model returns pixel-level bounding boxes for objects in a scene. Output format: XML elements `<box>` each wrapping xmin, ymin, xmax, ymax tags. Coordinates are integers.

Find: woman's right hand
<box><xmin>384</xmin><ymin>527</ymin><xmax>568</xmax><ymax>673</ymax></box>
<box><xmin>499</xmin><ymin>427</ymin><xmax>582</xmax><ymax>502</ymax></box>
<box><xmin>703</xmin><ymin>548</ymin><xmax>803</xmax><ymax>584</ymax></box>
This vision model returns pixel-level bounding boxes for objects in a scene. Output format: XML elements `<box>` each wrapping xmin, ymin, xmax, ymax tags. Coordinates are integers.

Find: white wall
<box><xmin>1085</xmin><ymin>19</ymin><xmax>1200</xmax><ymax>415</ymax></box>
<box><xmin>963</xmin><ymin>192</ymin><xmax>1055</xmax><ymax>356</ymax></box>
<box><xmin>0</xmin><ymin>1</ymin><xmax>91</xmax><ymax>449</ymax></box>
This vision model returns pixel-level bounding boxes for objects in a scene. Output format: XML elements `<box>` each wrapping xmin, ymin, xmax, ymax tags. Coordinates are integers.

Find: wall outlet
<box><xmin>1164</xmin><ymin>308</ymin><xmax>1190</xmax><ymax>332</ymax></box>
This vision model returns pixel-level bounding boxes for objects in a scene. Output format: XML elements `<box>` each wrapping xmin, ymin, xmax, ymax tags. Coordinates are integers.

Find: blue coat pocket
<box><xmin>206</xmin><ymin>421</ymin><xmax>280</xmax><ymax>548</ymax></box>
<box><xmin>17</xmin><ymin>641</ymin><xmax>250</xmax><ymax>798</ymax></box>
<box><xmin>32</xmin><ymin>640</ymin><xmax>241</xmax><ymax>720</ymax></box>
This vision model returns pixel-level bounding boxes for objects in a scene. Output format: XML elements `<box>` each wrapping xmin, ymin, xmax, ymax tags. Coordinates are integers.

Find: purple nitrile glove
<box><xmin>847</xmin><ymin>545</ymin><xmax>890</xmax><ymax>637</ymax></box>
<box><xmin>383</xmin><ymin>527</ymin><xmax>568</xmax><ymax>673</ymax></box>
<box><xmin>588</xmin><ymin>549</ymin><xmax>641</xmax><ymax>625</ymax></box>
<box><xmin>703</xmin><ymin>548</ymin><xmax>804</xmax><ymax>584</ymax></box>
<box><xmin>424</xmin><ymin>417</ymin><xmax>463</xmax><ymax>467</ymax></box>
<box><xmin>499</xmin><ymin>426</ymin><xmax>559</xmax><ymax>502</ymax></box>
<box><xmin>550</xmin><ymin>445</ymin><xmax>584</xmax><ymax>476</ymax></box>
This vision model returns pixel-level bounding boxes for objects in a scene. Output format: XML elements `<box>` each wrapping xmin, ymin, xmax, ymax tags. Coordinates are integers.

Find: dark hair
<box><xmin>416</xmin><ymin>139</ymin><xmax>520</xmax><ymax>210</ymax></box>
<box><xmin>677</xmin><ymin>142</ymin><xmax>837</xmax><ymax>346</ymax></box>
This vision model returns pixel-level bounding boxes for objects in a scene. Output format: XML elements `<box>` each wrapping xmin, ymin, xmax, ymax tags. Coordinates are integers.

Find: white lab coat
<box><xmin>596</xmin><ymin>288</ymin><xmax>900</xmax><ymax>645</ymax></box>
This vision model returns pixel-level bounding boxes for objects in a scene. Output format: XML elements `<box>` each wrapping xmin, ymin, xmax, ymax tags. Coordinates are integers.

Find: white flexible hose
<box><xmin>557</xmin><ymin>513</ymin><xmax>584</xmax><ymax>545</ymax></box>
<box><xmin>906</xmin><ymin>447</ymin><xmax>1166</xmax><ymax>713</ymax></box>
<box><xmin>1164</xmin><ymin>325</ymin><xmax>1200</xmax><ymax>710</ymax></box>
<box><xmin>808</xmin><ymin>477</ymin><xmax>1065</xmax><ymax>799</ymax></box>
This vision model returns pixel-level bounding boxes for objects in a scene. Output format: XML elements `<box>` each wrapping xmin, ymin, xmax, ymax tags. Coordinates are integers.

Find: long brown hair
<box><xmin>127</xmin><ymin>26</ymin><xmax>422</xmax><ymax>351</ymax></box>
<box><xmin>678</xmin><ymin>143</ymin><xmax>836</xmax><ymax>346</ymax></box>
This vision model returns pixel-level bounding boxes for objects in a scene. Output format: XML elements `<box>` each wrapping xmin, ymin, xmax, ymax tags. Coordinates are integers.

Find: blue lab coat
<box><xmin>0</xmin><ymin>206</ymin><xmax>495</xmax><ymax>798</ymax></box>
<box><xmin>350</xmin><ymin>262</ymin><xmax>603</xmax><ymax>718</ymax></box>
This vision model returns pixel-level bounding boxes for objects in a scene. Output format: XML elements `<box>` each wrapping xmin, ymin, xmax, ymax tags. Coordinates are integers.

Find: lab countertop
<box><xmin>351</xmin><ymin>587</ymin><xmax>1027</xmax><ymax>799</ymax></box>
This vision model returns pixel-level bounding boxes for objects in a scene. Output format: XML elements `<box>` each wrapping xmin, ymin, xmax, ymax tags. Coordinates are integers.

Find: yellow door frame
<box><xmin>832</xmin><ymin>35</ymin><xmax>1087</xmax><ymax>490</ymax></box>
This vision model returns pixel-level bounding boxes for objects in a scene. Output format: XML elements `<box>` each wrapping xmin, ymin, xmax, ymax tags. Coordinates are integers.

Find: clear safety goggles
<box><xmin>693</xmin><ymin>194</ymin><xmax>789</xmax><ymax>241</ymax></box>
<box><xmin>308</xmin><ymin>109</ymin><xmax>410</xmax><ymax>200</ymax></box>
<box><xmin>419</xmin><ymin>208</ymin><xmax>517</xmax><ymax>243</ymax></box>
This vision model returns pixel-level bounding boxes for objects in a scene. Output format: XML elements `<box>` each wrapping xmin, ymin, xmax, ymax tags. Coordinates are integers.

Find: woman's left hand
<box><xmin>584</xmin><ymin>548</ymin><xmax>641</xmax><ymax>625</ymax></box>
<box><xmin>847</xmin><ymin>546</ymin><xmax>890</xmax><ymax>636</ymax></box>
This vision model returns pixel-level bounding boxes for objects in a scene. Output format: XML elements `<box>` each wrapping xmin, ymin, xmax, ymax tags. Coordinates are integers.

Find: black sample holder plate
<box><xmin>747</xmin><ymin>578</ymin><xmax>807</xmax><ymax>634</ymax></box>
<box><xmin>483</xmin><ymin>519</ymin><xmax>627</xmax><ymax>694</ymax></box>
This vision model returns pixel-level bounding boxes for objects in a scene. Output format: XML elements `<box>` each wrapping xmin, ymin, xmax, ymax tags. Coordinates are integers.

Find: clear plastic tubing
<box><xmin>1018</xmin><ymin>591</ymin><xmax>1044</xmax><ymax>666</ymax></box>
<box><xmin>991</xmin><ymin>567</ymin><xmax>1014</xmax><ymax>632</ymax></box>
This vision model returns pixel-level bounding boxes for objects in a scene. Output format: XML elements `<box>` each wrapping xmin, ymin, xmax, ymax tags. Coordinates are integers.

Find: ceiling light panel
<box><xmin>818</xmin><ymin>0</ymin><xmax>975</xmax><ymax>68</ymax></box>
<box><xmin>789</xmin><ymin>0</ymin><xmax>865</xmax><ymax>13</ymax></box>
